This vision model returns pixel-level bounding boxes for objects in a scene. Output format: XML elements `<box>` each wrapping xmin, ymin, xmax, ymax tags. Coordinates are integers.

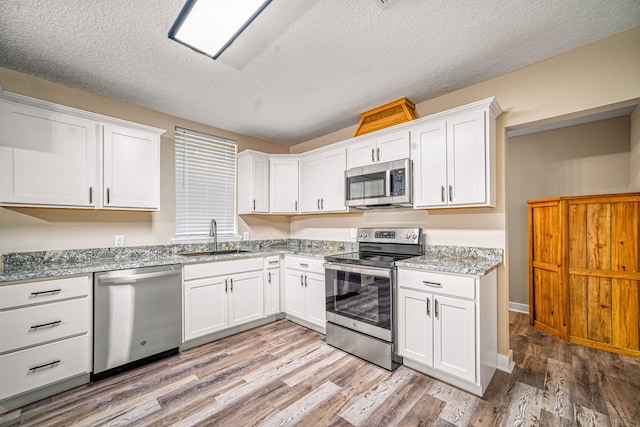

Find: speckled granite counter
<box><xmin>394</xmin><ymin>245</ymin><xmax>503</xmax><ymax>276</ymax></box>
<box><xmin>0</xmin><ymin>239</ymin><xmax>357</xmax><ymax>283</ymax></box>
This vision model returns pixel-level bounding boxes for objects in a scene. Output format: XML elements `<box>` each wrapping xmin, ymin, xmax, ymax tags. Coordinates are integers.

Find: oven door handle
<box><xmin>323</xmin><ymin>262</ymin><xmax>391</xmax><ymax>278</ymax></box>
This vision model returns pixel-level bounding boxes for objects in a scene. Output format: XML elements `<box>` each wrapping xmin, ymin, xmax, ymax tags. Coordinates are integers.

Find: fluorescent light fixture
<box><xmin>169</xmin><ymin>0</ymin><xmax>273</xmax><ymax>59</ymax></box>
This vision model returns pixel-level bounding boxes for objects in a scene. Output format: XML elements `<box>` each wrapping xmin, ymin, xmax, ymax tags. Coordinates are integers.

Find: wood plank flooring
<box><xmin>1</xmin><ymin>312</ymin><xmax>639</xmax><ymax>426</ymax></box>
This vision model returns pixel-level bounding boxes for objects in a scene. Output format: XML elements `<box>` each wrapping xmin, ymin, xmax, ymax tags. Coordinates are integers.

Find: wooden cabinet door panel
<box><xmin>612</xmin><ymin>278</ymin><xmax>639</xmax><ymax>350</ymax></box>
<box><xmin>586</xmin><ymin>276</ymin><xmax>612</xmax><ymax>344</ymax></box>
<box><xmin>532</xmin><ymin>203</ymin><xmax>560</xmax><ymax>266</ymax></box>
<box><xmin>611</xmin><ymin>202</ymin><xmax>639</xmax><ymax>273</ymax></box>
<box><xmin>586</xmin><ymin>203</ymin><xmax>612</xmax><ymax>270</ymax></box>
<box><xmin>434</xmin><ymin>295</ymin><xmax>476</xmax><ymax>382</ymax></box>
<box><xmin>532</xmin><ymin>268</ymin><xmax>561</xmax><ymax>336</ymax></box>
<box><xmin>228</xmin><ymin>272</ymin><xmax>263</xmax><ymax>327</ymax></box>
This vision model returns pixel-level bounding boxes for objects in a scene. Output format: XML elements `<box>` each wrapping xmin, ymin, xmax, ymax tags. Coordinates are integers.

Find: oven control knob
<box><xmin>404</xmin><ymin>233</ymin><xmax>411</xmax><ymax>239</ymax></box>
<box><xmin>411</xmin><ymin>233</ymin><xmax>418</xmax><ymax>239</ymax></box>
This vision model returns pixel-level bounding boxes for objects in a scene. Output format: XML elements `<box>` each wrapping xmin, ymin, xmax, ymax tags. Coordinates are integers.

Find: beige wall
<box><xmin>0</xmin><ymin>67</ymin><xmax>290</xmax><ymax>253</ymax></box>
<box><xmin>288</xmin><ymin>26</ymin><xmax>640</xmax><ymax>358</ymax></box>
<box><xmin>506</xmin><ymin>116</ymin><xmax>631</xmax><ymax>307</ymax></box>
<box><xmin>632</xmin><ymin>107</ymin><xmax>640</xmax><ymax>191</ymax></box>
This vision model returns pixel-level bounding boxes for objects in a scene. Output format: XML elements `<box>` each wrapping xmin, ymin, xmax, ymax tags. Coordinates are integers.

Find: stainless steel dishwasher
<box><xmin>93</xmin><ymin>264</ymin><xmax>182</xmax><ymax>380</ymax></box>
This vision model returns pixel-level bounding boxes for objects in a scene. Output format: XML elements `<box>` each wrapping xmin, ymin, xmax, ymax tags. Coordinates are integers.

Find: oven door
<box><xmin>324</xmin><ymin>262</ymin><xmax>393</xmax><ymax>342</ymax></box>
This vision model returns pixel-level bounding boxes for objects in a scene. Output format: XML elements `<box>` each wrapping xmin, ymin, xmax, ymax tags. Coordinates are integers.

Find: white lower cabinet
<box><xmin>0</xmin><ymin>275</ymin><xmax>92</xmax><ymax>411</ymax></box>
<box><xmin>397</xmin><ymin>268</ymin><xmax>497</xmax><ymax>396</ymax></box>
<box><xmin>183</xmin><ymin>258</ymin><xmax>264</xmax><ymax>342</ymax></box>
<box><xmin>284</xmin><ymin>256</ymin><xmax>326</xmax><ymax>331</ymax></box>
<box><xmin>264</xmin><ymin>256</ymin><xmax>281</xmax><ymax>316</ymax></box>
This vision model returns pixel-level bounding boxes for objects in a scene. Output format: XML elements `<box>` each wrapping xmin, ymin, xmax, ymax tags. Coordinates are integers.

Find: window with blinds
<box><xmin>175</xmin><ymin>127</ymin><xmax>237</xmax><ymax>238</ymax></box>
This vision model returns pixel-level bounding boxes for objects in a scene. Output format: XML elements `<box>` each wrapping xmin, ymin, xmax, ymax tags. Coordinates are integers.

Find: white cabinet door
<box><xmin>269</xmin><ymin>157</ymin><xmax>299</xmax><ymax>213</ymax></box>
<box><xmin>347</xmin><ymin>137</ymin><xmax>378</xmax><ymax>168</ymax></box>
<box><xmin>398</xmin><ymin>288</ymin><xmax>433</xmax><ymax>366</ymax></box>
<box><xmin>319</xmin><ymin>147</ymin><xmax>347</xmax><ymax>212</ymax></box>
<box><xmin>238</xmin><ymin>151</ymin><xmax>269</xmax><ymax>214</ymax></box>
<box><xmin>304</xmin><ymin>272</ymin><xmax>326</xmax><ymax>329</ymax></box>
<box><xmin>0</xmin><ymin>101</ymin><xmax>97</xmax><ymax>207</ymax></box>
<box><xmin>285</xmin><ymin>271</ymin><xmax>306</xmax><ymax>320</ymax></box>
<box><xmin>411</xmin><ymin>120</ymin><xmax>448</xmax><ymax>207</ymax></box>
<box><xmin>433</xmin><ymin>295</ymin><xmax>476</xmax><ymax>382</ymax></box>
<box><xmin>299</xmin><ymin>153</ymin><xmax>322</xmax><ymax>213</ymax></box>
<box><xmin>228</xmin><ymin>271</ymin><xmax>263</xmax><ymax>327</ymax></box>
<box><xmin>103</xmin><ymin>124</ymin><xmax>160</xmax><ymax>210</ymax></box>
<box><xmin>446</xmin><ymin>110</ymin><xmax>486</xmax><ymax>206</ymax></box>
<box><xmin>183</xmin><ymin>276</ymin><xmax>228</xmax><ymax>341</ymax></box>
<box><xmin>265</xmin><ymin>267</ymin><xmax>280</xmax><ymax>316</ymax></box>
<box><xmin>376</xmin><ymin>130</ymin><xmax>411</xmax><ymax>163</ymax></box>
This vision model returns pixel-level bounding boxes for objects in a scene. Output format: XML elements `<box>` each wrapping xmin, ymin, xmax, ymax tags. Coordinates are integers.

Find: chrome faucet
<box><xmin>209</xmin><ymin>218</ymin><xmax>217</xmax><ymax>250</ymax></box>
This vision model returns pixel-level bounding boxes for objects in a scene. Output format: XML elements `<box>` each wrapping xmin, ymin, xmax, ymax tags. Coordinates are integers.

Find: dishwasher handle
<box><xmin>96</xmin><ymin>266</ymin><xmax>181</xmax><ymax>285</ymax></box>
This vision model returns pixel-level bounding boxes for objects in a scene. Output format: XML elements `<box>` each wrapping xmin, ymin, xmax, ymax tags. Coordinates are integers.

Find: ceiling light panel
<box><xmin>170</xmin><ymin>0</ymin><xmax>272</xmax><ymax>59</ymax></box>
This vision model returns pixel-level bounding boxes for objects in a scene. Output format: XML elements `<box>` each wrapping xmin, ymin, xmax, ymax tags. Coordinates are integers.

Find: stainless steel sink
<box><xmin>180</xmin><ymin>249</ymin><xmax>252</xmax><ymax>257</ymax></box>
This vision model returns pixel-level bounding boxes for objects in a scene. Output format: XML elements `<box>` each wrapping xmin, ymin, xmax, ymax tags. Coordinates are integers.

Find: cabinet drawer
<box><xmin>398</xmin><ymin>269</ymin><xmax>476</xmax><ymax>299</ymax></box>
<box><xmin>285</xmin><ymin>256</ymin><xmax>324</xmax><ymax>274</ymax></box>
<box><xmin>264</xmin><ymin>256</ymin><xmax>280</xmax><ymax>268</ymax></box>
<box><xmin>0</xmin><ymin>298</ymin><xmax>90</xmax><ymax>354</ymax></box>
<box><xmin>0</xmin><ymin>275</ymin><xmax>91</xmax><ymax>310</ymax></box>
<box><xmin>0</xmin><ymin>335</ymin><xmax>89</xmax><ymax>401</ymax></box>
<box><xmin>184</xmin><ymin>257</ymin><xmax>263</xmax><ymax>280</ymax></box>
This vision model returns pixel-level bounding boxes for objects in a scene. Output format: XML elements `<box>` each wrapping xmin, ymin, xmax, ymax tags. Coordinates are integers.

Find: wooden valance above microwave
<box><xmin>353</xmin><ymin>97</ymin><xmax>417</xmax><ymax>137</ymax></box>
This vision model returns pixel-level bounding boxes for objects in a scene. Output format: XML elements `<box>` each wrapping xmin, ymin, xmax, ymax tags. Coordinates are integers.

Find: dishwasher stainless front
<box><xmin>93</xmin><ymin>264</ymin><xmax>182</xmax><ymax>380</ymax></box>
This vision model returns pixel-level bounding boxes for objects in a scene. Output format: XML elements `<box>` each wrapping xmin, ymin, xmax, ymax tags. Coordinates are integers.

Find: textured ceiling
<box><xmin>0</xmin><ymin>1</ymin><xmax>638</xmax><ymax>146</ymax></box>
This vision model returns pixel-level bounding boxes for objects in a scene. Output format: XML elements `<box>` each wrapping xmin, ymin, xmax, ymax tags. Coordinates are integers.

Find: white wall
<box><xmin>506</xmin><ymin>116</ymin><xmax>631</xmax><ymax>307</ymax></box>
<box><xmin>631</xmin><ymin>106</ymin><xmax>640</xmax><ymax>191</ymax></box>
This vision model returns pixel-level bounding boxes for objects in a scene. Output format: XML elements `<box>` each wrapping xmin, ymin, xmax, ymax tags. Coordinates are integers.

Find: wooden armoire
<box><xmin>528</xmin><ymin>193</ymin><xmax>640</xmax><ymax>357</ymax></box>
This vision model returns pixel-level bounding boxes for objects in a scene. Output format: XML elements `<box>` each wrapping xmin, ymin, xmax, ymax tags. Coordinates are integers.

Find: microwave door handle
<box><xmin>386</xmin><ymin>170</ymin><xmax>392</xmax><ymax>196</ymax></box>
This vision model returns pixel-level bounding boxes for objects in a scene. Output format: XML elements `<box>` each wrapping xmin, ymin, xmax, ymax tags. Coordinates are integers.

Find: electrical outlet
<box><xmin>115</xmin><ymin>235</ymin><xmax>125</xmax><ymax>247</ymax></box>
<box><xmin>242</xmin><ymin>231</ymin><xmax>250</xmax><ymax>240</ymax></box>
<box><xmin>350</xmin><ymin>228</ymin><xmax>357</xmax><ymax>238</ymax></box>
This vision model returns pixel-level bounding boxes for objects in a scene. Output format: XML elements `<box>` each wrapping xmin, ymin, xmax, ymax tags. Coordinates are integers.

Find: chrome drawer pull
<box><xmin>300</xmin><ymin>263</ymin><xmax>309</xmax><ymax>268</ymax></box>
<box><xmin>28</xmin><ymin>360</ymin><xmax>60</xmax><ymax>373</ymax></box>
<box><xmin>422</xmin><ymin>281</ymin><xmax>442</xmax><ymax>288</ymax></box>
<box><xmin>304</xmin><ymin>275</ymin><xmax>308</xmax><ymax>287</ymax></box>
<box><xmin>268</xmin><ymin>272</ymin><xmax>271</xmax><ymax>283</ymax></box>
<box><xmin>30</xmin><ymin>320</ymin><xmax>62</xmax><ymax>330</ymax></box>
<box><xmin>435</xmin><ymin>299</ymin><xmax>439</xmax><ymax>319</ymax></box>
<box><xmin>268</xmin><ymin>260</ymin><xmax>278</xmax><ymax>265</ymax></box>
<box><xmin>30</xmin><ymin>289</ymin><xmax>62</xmax><ymax>297</ymax></box>
<box><xmin>426</xmin><ymin>297</ymin><xmax>430</xmax><ymax>316</ymax></box>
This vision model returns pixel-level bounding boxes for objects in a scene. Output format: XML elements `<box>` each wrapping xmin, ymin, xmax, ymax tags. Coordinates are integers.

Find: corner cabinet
<box><xmin>411</xmin><ymin>98</ymin><xmax>501</xmax><ymax>209</ymax></box>
<box><xmin>0</xmin><ymin>93</ymin><xmax>164</xmax><ymax>210</ymax></box>
<box><xmin>528</xmin><ymin>193</ymin><xmax>640</xmax><ymax>357</ymax></box>
<box><xmin>237</xmin><ymin>150</ymin><xmax>270</xmax><ymax>214</ymax></box>
<box><xmin>397</xmin><ymin>268</ymin><xmax>497</xmax><ymax>396</ymax></box>
<box><xmin>299</xmin><ymin>146</ymin><xmax>347</xmax><ymax>213</ymax></box>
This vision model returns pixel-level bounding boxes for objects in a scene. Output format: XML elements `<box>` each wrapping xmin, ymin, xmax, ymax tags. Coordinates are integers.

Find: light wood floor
<box><xmin>1</xmin><ymin>312</ymin><xmax>639</xmax><ymax>426</ymax></box>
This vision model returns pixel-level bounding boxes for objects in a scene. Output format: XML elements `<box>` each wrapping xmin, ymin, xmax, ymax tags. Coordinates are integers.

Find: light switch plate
<box><xmin>242</xmin><ymin>232</ymin><xmax>249</xmax><ymax>240</ymax></box>
<box><xmin>350</xmin><ymin>228</ymin><xmax>357</xmax><ymax>238</ymax></box>
<box><xmin>115</xmin><ymin>235</ymin><xmax>124</xmax><ymax>247</ymax></box>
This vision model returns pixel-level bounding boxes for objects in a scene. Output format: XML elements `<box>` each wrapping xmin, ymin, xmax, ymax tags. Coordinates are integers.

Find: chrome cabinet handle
<box><xmin>30</xmin><ymin>320</ymin><xmax>62</xmax><ymax>330</ymax></box>
<box><xmin>304</xmin><ymin>275</ymin><xmax>308</xmax><ymax>287</ymax></box>
<box><xmin>435</xmin><ymin>299</ymin><xmax>439</xmax><ymax>319</ymax></box>
<box><xmin>268</xmin><ymin>260</ymin><xmax>278</xmax><ymax>265</ymax></box>
<box><xmin>295</xmin><ymin>200</ymin><xmax>298</xmax><ymax>211</ymax></box>
<box><xmin>426</xmin><ymin>297</ymin><xmax>430</xmax><ymax>317</ymax></box>
<box><xmin>225</xmin><ymin>279</ymin><xmax>228</xmax><ymax>293</ymax></box>
<box><xmin>371</xmin><ymin>149</ymin><xmax>375</xmax><ymax>163</ymax></box>
<box><xmin>29</xmin><ymin>360</ymin><xmax>60</xmax><ymax>372</ymax></box>
<box><xmin>268</xmin><ymin>272</ymin><xmax>271</xmax><ymax>284</ymax></box>
<box><xmin>230</xmin><ymin>278</ymin><xmax>233</xmax><ymax>292</ymax></box>
<box><xmin>441</xmin><ymin>186</ymin><xmax>445</xmax><ymax>203</ymax></box>
<box><xmin>449</xmin><ymin>185</ymin><xmax>453</xmax><ymax>203</ymax></box>
<box><xmin>300</xmin><ymin>263</ymin><xmax>309</xmax><ymax>268</ymax></box>
<box><xmin>89</xmin><ymin>187</ymin><xmax>93</xmax><ymax>204</ymax></box>
<box><xmin>30</xmin><ymin>289</ymin><xmax>62</xmax><ymax>297</ymax></box>
<box><xmin>376</xmin><ymin>147</ymin><xmax>380</xmax><ymax>162</ymax></box>
<box><xmin>423</xmin><ymin>281</ymin><xmax>442</xmax><ymax>288</ymax></box>
<box><xmin>317</xmin><ymin>198</ymin><xmax>320</xmax><ymax>210</ymax></box>
<box><xmin>106</xmin><ymin>188</ymin><xmax>111</xmax><ymax>204</ymax></box>
<box><xmin>320</xmin><ymin>198</ymin><xmax>324</xmax><ymax>210</ymax></box>
<box><xmin>253</xmin><ymin>199</ymin><xmax>256</xmax><ymax>210</ymax></box>
<box><xmin>300</xmin><ymin>274</ymin><xmax>304</xmax><ymax>286</ymax></box>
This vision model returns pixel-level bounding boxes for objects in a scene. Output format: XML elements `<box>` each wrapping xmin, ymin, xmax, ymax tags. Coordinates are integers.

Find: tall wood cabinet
<box><xmin>528</xmin><ymin>193</ymin><xmax>640</xmax><ymax>357</ymax></box>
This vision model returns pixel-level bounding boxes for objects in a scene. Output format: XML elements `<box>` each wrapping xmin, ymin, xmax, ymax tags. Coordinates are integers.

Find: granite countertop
<box><xmin>0</xmin><ymin>239</ymin><xmax>355</xmax><ymax>283</ymax></box>
<box><xmin>1</xmin><ymin>240</ymin><xmax>503</xmax><ymax>283</ymax></box>
<box><xmin>395</xmin><ymin>246</ymin><xmax>503</xmax><ymax>276</ymax></box>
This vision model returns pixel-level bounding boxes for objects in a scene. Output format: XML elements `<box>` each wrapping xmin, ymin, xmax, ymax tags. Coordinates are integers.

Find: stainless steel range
<box><xmin>324</xmin><ymin>227</ymin><xmax>423</xmax><ymax>370</ymax></box>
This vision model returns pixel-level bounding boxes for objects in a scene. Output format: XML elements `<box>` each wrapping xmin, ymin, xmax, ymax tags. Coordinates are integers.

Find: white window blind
<box><xmin>175</xmin><ymin>127</ymin><xmax>237</xmax><ymax>238</ymax></box>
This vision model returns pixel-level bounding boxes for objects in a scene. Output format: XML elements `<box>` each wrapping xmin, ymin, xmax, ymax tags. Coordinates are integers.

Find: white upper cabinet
<box><xmin>0</xmin><ymin>100</ymin><xmax>98</xmax><ymax>208</ymax></box>
<box><xmin>347</xmin><ymin>129</ymin><xmax>410</xmax><ymax>169</ymax></box>
<box><xmin>269</xmin><ymin>156</ymin><xmax>299</xmax><ymax>213</ymax></box>
<box><xmin>411</xmin><ymin>98</ymin><xmax>501</xmax><ymax>209</ymax></box>
<box><xmin>299</xmin><ymin>146</ymin><xmax>347</xmax><ymax>213</ymax></box>
<box><xmin>103</xmin><ymin>124</ymin><xmax>160</xmax><ymax>210</ymax></box>
<box><xmin>0</xmin><ymin>93</ymin><xmax>164</xmax><ymax>210</ymax></box>
<box><xmin>237</xmin><ymin>150</ymin><xmax>269</xmax><ymax>214</ymax></box>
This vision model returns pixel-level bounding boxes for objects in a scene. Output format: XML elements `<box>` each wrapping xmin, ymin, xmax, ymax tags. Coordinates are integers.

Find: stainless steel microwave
<box><xmin>345</xmin><ymin>158</ymin><xmax>412</xmax><ymax>209</ymax></box>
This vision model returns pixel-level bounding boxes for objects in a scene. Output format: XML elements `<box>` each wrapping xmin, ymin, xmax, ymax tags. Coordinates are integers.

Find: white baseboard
<box><xmin>509</xmin><ymin>302</ymin><xmax>529</xmax><ymax>314</ymax></box>
<box><xmin>497</xmin><ymin>349</ymin><xmax>515</xmax><ymax>373</ymax></box>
